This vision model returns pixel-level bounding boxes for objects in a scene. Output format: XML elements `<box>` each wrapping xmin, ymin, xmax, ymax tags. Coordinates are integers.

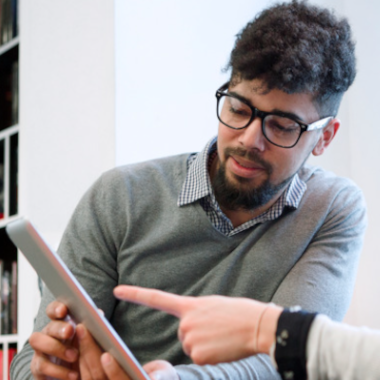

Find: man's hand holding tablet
<box><xmin>6</xmin><ymin>218</ymin><xmax>178</xmax><ymax>380</ymax></box>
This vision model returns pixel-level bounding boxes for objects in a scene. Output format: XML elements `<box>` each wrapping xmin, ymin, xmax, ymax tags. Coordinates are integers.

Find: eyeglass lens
<box><xmin>217</xmin><ymin>95</ymin><xmax>302</xmax><ymax>147</ymax></box>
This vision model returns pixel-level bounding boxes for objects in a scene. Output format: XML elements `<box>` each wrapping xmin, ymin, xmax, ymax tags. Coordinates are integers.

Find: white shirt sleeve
<box><xmin>306</xmin><ymin>315</ymin><xmax>380</xmax><ymax>380</ymax></box>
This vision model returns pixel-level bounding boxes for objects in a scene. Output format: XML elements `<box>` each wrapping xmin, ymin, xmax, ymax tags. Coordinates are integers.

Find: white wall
<box><xmin>307</xmin><ymin>0</ymin><xmax>380</xmax><ymax>328</ymax></box>
<box><xmin>18</xmin><ymin>0</ymin><xmax>116</xmax><ymax>346</ymax></box>
<box><xmin>115</xmin><ymin>0</ymin><xmax>272</xmax><ymax>165</ymax></box>
<box><xmin>115</xmin><ymin>0</ymin><xmax>380</xmax><ymax>328</ymax></box>
<box><xmin>333</xmin><ymin>0</ymin><xmax>380</xmax><ymax>328</ymax></box>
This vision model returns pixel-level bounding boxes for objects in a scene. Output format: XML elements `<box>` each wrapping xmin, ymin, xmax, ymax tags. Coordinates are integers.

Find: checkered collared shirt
<box><xmin>178</xmin><ymin>137</ymin><xmax>307</xmax><ymax>237</ymax></box>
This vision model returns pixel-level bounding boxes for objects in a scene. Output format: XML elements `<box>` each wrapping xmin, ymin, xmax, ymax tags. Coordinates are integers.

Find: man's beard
<box><xmin>212</xmin><ymin>147</ymin><xmax>295</xmax><ymax>212</ymax></box>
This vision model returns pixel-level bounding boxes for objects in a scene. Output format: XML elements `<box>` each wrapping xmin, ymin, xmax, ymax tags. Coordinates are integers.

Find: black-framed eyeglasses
<box><xmin>216</xmin><ymin>82</ymin><xmax>333</xmax><ymax>148</ymax></box>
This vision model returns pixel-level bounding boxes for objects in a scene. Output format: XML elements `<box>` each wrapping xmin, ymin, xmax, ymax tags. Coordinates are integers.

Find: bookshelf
<box><xmin>0</xmin><ymin>0</ymin><xmax>19</xmax><ymax>378</ymax></box>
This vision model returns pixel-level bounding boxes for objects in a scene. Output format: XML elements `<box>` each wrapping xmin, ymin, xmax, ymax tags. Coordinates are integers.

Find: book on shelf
<box><xmin>0</xmin><ymin>131</ymin><xmax>18</xmax><ymax>219</ymax></box>
<box><xmin>0</xmin><ymin>346</ymin><xmax>17</xmax><ymax>380</ymax></box>
<box><xmin>9</xmin><ymin>133</ymin><xmax>18</xmax><ymax>217</ymax></box>
<box><xmin>1</xmin><ymin>270</ymin><xmax>10</xmax><ymax>335</ymax></box>
<box><xmin>0</xmin><ymin>0</ymin><xmax>11</xmax><ymax>45</ymax></box>
<box><xmin>10</xmin><ymin>261</ymin><xmax>16</xmax><ymax>334</ymax></box>
<box><xmin>0</xmin><ymin>162</ymin><xmax>3</xmax><ymax>220</ymax></box>
<box><xmin>0</xmin><ymin>349</ymin><xmax>2</xmax><ymax>380</ymax></box>
<box><xmin>8</xmin><ymin>346</ymin><xmax>17</xmax><ymax>380</ymax></box>
<box><xmin>0</xmin><ymin>227</ymin><xmax>18</xmax><ymax>336</ymax></box>
<box><xmin>0</xmin><ymin>259</ymin><xmax>17</xmax><ymax>335</ymax></box>
<box><xmin>0</xmin><ymin>59</ymin><xmax>18</xmax><ymax>132</ymax></box>
<box><xmin>0</xmin><ymin>0</ymin><xmax>17</xmax><ymax>46</ymax></box>
<box><xmin>10</xmin><ymin>0</ymin><xmax>16</xmax><ymax>39</ymax></box>
<box><xmin>0</xmin><ymin>260</ymin><xmax>2</xmax><ymax>335</ymax></box>
<box><xmin>10</xmin><ymin>60</ymin><xmax>17</xmax><ymax>126</ymax></box>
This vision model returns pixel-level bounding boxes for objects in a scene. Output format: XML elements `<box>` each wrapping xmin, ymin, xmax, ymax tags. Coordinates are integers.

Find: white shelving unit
<box><xmin>0</xmin><ymin>29</ymin><xmax>20</xmax><ymax>379</ymax></box>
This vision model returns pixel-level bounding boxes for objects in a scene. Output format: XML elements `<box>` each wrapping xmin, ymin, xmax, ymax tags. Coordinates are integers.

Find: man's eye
<box><xmin>274</xmin><ymin>123</ymin><xmax>290</xmax><ymax>131</ymax></box>
<box><xmin>270</xmin><ymin>122</ymin><xmax>299</xmax><ymax>134</ymax></box>
<box><xmin>229</xmin><ymin>107</ymin><xmax>250</xmax><ymax>117</ymax></box>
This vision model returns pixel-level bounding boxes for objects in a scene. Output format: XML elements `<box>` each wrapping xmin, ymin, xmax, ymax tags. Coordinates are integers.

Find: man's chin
<box><xmin>227</xmin><ymin>171</ymin><xmax>267</xmax><ymax>189</ymax></box>
<box><xmin>214</xmin><ymin>169</ymin><xmax>295</xmax><ymax>212</ymax></box>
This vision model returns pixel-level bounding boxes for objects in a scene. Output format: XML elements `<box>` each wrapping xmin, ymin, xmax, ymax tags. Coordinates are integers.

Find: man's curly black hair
<box><xmin>226</xmin><ymin>0</ymin><xmax>356</xmax><ymax>117</ymax></box>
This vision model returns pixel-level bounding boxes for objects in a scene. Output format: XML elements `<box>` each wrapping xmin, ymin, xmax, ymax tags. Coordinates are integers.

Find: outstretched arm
<box><xmin>116</xmin><ymin>286</ymin><xmax>380</xmax><ymax>380</ymax></box>
<box><xmin>114</xmin><ymin>285</ymin><xmax>283</xmax><ymax>365</ymax></box>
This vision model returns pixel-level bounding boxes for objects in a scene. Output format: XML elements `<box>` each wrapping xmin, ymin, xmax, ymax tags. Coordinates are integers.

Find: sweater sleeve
<box><xmin>175</xmin><ymin>355</ymin><xmax>281</xmax><ymax>380</ymax></box>
<box><xmin>270</xmin><ymin>184</ymin><xmax>367</xmax><ymax>321</ymax></box>
<box><xmin>307</xmin><ymin>315</ymin><xmax>380</xmax><ymax>380</ymax></box>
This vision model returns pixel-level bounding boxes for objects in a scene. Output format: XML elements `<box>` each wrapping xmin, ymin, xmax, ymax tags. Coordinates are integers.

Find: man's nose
<box><xmin>237</xmin><ymin>117</ymin><xmax>266</xmax><ymax>151</ymax></box>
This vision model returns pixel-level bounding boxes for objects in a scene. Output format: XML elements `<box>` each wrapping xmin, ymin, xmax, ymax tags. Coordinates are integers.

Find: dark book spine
<box><xmin>0</xmin><ymin>160</ymin><xmax>4</xmax><ymax>219</ymax></box>
<box><xmin>11</xmin><ymin>0</ymin><xmax>16</xmax><ymax>38</ymax></box>
<box><xmin>8</xmin><ymin>346</ymin><xmax>17</xmax><ymax>379</ymax></box>
<box><xmin>1</xmin><ymin>270</ymin><xmax>10</xmax><ymax>334</ymax></box>
<box><xmin>11</xmin><ymin>60</ymin><xmax>18</xmax><ymax>126</ymax></box>
<box><xmin>11</xmin><ymin>260</ymin><xmax>16</xmax><ymax>334</ymax></box>
<box><xmin>1</xmin><ymin>0</ymin><xmax>9</xmax><ymax>45</ymax></box>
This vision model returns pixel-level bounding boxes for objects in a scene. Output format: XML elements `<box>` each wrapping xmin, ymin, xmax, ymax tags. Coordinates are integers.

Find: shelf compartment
<box><xmin>0</xmin><ymin>126</ymin><xmax>18</xmax><ymax>221</ymax></box>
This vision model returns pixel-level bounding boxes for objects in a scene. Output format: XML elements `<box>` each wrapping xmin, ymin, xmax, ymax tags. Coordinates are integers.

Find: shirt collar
<box><xmin>178</xmin><ymin>136</ymin><xmax>306</xmax><ymax>210</ymax></box>
<box><xmin>178</xmin><ymin>137</ymin><xmax>217</xmax><ymax>206</ymax></box>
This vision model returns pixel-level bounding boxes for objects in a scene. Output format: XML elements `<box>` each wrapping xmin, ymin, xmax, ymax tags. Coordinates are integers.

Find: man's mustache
<box><xmin>223</xmin><ymin>147</ymin><xmax>273</xmax><ymax>174</ymax></box>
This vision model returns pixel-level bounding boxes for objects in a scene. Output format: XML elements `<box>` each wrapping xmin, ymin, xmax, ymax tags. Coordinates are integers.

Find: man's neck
<box><xmin>219</xmin><ymin>193</ymin><xmax>283</xmax><ymax>228</ymax></box>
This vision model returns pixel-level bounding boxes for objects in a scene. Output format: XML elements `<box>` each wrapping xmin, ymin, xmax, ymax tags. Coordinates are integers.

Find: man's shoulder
<box><xmin>98</xmin><ymin>153</ymin><xmax>192</xmax><ymax>188</ymax></box>
<box><xmin>121</xmin><ymin>153</ymin><xmax>190</xmax><ymax>170</ymax></box>
<box><xmin>299</xmin><ymin>164</ymin><xmax>361</xmax><ymax>193</ymax></box>
<box><xmin>298</xmin><ymin>164</ymin><xmax>366</xmax><ymax>213</ymax></box>
<box><xmin>292</xmin><ymin>166</ymin><xmax>367</xmax><ymax>244</ymax></box>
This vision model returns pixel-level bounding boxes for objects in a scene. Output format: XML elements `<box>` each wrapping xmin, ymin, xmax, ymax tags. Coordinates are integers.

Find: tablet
<box><xmin>6</xmin><ymin>218</ymin><xmax>150</xmax><ymax>380</ymax></box>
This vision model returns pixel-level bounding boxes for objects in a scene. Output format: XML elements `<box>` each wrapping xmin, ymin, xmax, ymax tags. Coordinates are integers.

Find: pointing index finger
<box><xmin>114</xmin><ymin>285</ymin><xmax>191</xmax><ymax>317</ymax></box>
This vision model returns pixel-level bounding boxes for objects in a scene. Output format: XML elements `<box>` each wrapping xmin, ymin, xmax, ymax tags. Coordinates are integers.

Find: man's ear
<box><xmin>312</xmin><ymin>118</ymin><xmax>340</xmax><ymax>156</ymax></box>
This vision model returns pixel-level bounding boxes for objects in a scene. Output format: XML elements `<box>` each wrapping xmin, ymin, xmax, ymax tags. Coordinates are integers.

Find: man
<box><xmin>11</xmin><ymin>1</ymin><xmax>366</xmax><ymax>380</ymax></box>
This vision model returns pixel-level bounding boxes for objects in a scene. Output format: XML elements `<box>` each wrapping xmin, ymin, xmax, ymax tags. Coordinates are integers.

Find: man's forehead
<box><xmin>229</xmin><ymin>78</ymin><xmax>270</xmax><ymax>95</ymax></box>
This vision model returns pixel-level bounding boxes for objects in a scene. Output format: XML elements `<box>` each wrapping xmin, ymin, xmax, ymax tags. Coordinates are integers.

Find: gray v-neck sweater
<box><xmin>12</xmin><ymin>154</ymin><xmax>367</xmax><ymax>380</ymax></box>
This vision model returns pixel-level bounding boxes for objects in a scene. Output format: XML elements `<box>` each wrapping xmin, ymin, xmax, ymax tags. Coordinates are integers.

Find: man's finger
<box><xmin>77</xmin><ymin>324</ymin><xmax>107</xmax><ymax>380</ymax></box>
<box><xmin>46</xmin><ymin>301</ymin><xmax>68</xmax><ymax>320</ymax></box>
<box><xmin>101</xmin><ymin>353</ymin><xmax>132</xmax><ymax>380</ymax></box>
<box><xmin>113</xmin><ymin>286</ymin><xmax>192</xmax><ymax>317</ymax></box>
<box><xmin>41</xmin><ymin>320</ymin><xmax>75</xmax><ymax>341</ymax></box>
<box><xmin>31</xmin><ymin>351</ymin><xmax>78</xmax><ymax>380</ymax></box>
<box><xmin>29</xmin><ymin>332</ymin><xmax>78</xmax><ymax>363</ymax></box>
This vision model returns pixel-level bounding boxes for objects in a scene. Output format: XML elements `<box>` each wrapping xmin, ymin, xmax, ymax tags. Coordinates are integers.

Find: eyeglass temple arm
<box><xmin>306</xmin><ymin>116</ymin><xmax>333</xmax><ymax>131</ymax></box>
<box><xmin>218</xmin><ymin>82</ymin><xmax>230</xmax><ymax>92</ymax></box>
